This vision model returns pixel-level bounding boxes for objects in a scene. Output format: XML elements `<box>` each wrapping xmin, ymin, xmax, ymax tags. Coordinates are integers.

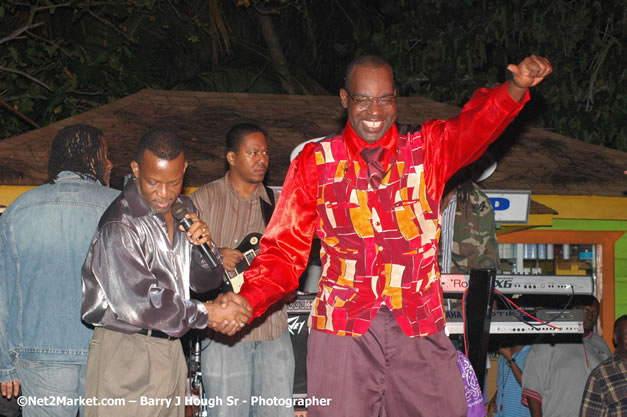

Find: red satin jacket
<box><xmin>240</xmin><ymin>82</ymin><xmax>528</xmax><ymax>337</ymax></box>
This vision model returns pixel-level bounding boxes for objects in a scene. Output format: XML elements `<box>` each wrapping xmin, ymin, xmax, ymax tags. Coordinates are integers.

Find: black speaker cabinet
<box><xmin>287</xmin><ymin>293</ymin><xmax>316</xmax><ymax>398</ymax></box>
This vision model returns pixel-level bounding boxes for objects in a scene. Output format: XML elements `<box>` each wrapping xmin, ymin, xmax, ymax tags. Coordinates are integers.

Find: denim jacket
<box><xmin>0</xmin><ymin>171</ymin><xmax>120</xmax><ymax>382</ymax></box>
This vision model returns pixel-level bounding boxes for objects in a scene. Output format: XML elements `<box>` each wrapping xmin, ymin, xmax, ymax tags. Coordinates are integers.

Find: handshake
<box><xmin>204</xmin><ymin>292</ymin><xmax>252</xmax><ymax>336</ymax></box>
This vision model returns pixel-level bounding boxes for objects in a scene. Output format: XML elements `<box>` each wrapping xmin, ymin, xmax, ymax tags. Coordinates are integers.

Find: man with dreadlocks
<box><xmin>0</xmin><ymin>124</ymin><xmax>119</xmax><ymax>417</ymax></box>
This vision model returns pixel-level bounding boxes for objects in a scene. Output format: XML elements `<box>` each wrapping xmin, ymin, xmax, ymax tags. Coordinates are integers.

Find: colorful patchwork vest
<box><xmin>309</xmin><ymin>126</ymin><xmax>446</xmax><ymax>338</ymax></box>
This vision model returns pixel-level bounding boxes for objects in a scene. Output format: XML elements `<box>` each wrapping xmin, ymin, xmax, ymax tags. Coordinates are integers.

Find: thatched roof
<box><xmin>1</xmin><ymin>88</ymin><xmax>625</xmax><ymax>198</ymax></box>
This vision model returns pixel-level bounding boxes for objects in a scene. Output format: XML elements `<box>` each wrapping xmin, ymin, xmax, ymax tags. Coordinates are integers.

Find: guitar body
<box><xmin>234</xmin><ymin>232</ymin><xmax>262</xmax><ymax>255</ymax></box>
<box><xmin>223</xmin><ymin>232</ymin><xmax>262</xmax><ymax>293</ymax></box>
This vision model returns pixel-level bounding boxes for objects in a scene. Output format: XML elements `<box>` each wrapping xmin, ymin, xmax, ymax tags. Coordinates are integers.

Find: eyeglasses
<box><xmin>345</xmin><ymin>92</ymin><xmax>396</xmax><ymax>109</ymax></box>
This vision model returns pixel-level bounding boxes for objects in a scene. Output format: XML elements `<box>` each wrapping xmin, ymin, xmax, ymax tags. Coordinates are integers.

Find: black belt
<box><xmin>137</xmin><ymin>328</ymin><xmax>178</xmax><ymax>340</ymax></box>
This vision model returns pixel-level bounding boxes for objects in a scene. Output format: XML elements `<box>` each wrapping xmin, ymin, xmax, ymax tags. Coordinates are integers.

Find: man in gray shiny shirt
<box><xmin>81</xmin><ymin>129</ymin><xmax>251</xmax><ymax>417</ymax></box>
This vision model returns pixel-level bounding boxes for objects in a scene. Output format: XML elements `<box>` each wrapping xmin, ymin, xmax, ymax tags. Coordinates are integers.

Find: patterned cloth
<box><xmin>580</xmin><ymin>352</ymin><xmax>627</xmax><ymax>417</ymax></box>
<box><xmin>309</xmin><ymin>124</ymin><xmax>447</xmax><ymax>337</ymax></box>
<box><xmin>457</xmin><ymin>351</ymin><xmax>486</xmax><ymax>417</ymax></box>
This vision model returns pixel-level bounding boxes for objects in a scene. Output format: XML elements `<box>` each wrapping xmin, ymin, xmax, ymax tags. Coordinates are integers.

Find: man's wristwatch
<box><xmin>506</xmin><ymin>358</ymin><xmax>516</xmax><ymax>367</ymax></box>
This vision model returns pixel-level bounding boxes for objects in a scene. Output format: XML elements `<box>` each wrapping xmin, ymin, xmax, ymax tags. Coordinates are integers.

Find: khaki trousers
<box><xmin>85</xmin><ymin>327</ymin><xmax>186</xmax><ymax>417</ymax></box>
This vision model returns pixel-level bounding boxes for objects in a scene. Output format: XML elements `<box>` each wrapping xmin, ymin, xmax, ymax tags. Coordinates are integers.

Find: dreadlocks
<box><xmin>47</xmin><ymin>124</ymin><xmax>108</xmax><ymax>185</ymax></box>
<box><xmin>443</xmin><ymin>165</ymin><xmax>476</xmax><ymax>217</ymax></box>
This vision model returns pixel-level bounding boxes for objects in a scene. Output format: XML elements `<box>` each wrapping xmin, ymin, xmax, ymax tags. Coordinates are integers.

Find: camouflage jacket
<box><xmin>449</xmin><ymin>183</ymin><xmax>500</xmax><ymax>273</ymax></box>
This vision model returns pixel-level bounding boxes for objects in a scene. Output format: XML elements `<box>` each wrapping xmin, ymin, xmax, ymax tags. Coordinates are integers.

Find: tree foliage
<box><xmin>1</xmin><ymin>1</ymin><xmax>149</xmax><ymax>134</ymax></box>
<box><xmin>0</xmin><ymin>0</ymin><xmax>283</xmax><ymax>136</ymax></box>
<box><xmin>368</xmin><ymin>0</ymin><xmax>625</xmax><ymax>151</ymax></box>
<box><xmin>0</xmin><ymin>0</ymin><xmax>624</xmax><ymax>151</ymax></box>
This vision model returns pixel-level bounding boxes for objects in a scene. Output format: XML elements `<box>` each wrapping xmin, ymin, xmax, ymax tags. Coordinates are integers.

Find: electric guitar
<box><xmin>223</xmin><ymin>232</ymin><xmax>262</xmax><ymax>293</ymax></box>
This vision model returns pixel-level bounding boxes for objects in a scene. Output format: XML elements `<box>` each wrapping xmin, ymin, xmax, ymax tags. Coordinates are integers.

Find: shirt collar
<box><xmin>343</xmin><ymin>121</ymin><xmax>398</xmax><ymax>169</ymax></box>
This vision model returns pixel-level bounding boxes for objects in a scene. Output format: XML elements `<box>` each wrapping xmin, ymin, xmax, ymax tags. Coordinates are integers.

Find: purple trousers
<box><xmin>306</xmin><ymin>307</ymin><xmax>467</xmax><ymax>417</ymax></box>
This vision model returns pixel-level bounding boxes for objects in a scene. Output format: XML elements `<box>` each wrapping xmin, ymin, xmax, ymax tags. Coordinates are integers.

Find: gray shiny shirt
<box><xmin>81</xmin><ymin>177</ymin><xmax>224</xmax><ymax>337</ymax></box>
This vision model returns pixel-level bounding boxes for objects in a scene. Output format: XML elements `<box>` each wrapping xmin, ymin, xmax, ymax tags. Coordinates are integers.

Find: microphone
<box><xmin>172</xmin><ymin>202</ymin><xmax>220</xmax><ymax>270</ymax></box>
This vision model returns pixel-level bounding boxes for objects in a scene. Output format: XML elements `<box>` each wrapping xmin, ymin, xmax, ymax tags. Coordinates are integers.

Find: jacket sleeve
<box><xmin>187</xmin><ymin>198</ymin><xmax>225</xmax><ymax>294</ymax></box>
<box><xmin>0</xmin><ymin>218</ymin><xmax>18</xmax><ymax>382</ymax></box>
<box><xmin>238</xmin><ymin>143</ymin><xmax>319</xmax><ymax>320</ymax></box>
<box><xmin>422</xmin><ymin>82</ymin><xmax>529</xmax><ymax>201</ymax></box>
<box><xmin>189</xmin><ymin>238</ymin><xmax>224</xmax><ymax>294</ymax></box>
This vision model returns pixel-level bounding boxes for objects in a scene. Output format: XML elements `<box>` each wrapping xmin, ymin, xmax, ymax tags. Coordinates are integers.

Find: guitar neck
<box><xmin>227</xmin><ymin>248</ymin><xmax>260</xmax><ymax>278</ymax></box>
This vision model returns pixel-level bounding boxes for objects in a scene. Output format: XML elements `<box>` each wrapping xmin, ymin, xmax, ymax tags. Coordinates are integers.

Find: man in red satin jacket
<box><xmin>221</xmin><ymin>54</ymin><xmax>552</xmax><ymax>417</ymax></box>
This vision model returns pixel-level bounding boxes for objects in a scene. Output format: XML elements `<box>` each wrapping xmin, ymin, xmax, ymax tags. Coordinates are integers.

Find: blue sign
<box><xmin>489</xmin><ymin>197</ymin><xmax>510</xmax><ymax>211</ymax></box>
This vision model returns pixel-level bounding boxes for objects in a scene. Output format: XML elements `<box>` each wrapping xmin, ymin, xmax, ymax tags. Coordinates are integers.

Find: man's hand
<box><xmin>219</xmin><ymin>248</ymin><xmax>244</xmax><ymax>272</ymax></box>
<box><xmin>507</xmin><ymin>55</ymin><xmax>552</xmax><ymax>101</ymax></box>
<box><xmin>205</xmin><ymin>293</ymin><xmax>252</xmax><ymax>336</ymax></box>
<box><xmin>218</xmin><ymin>292</ymin><xmax>252</xmax><ymax>314</ymax></box>
<box><xmin>1</xmin><ymin>380</ymin><xmax>20</xmax><ymax>399</ymax></box>
<box><xmin>498</xmin><ymin>346</ymin><xmax>513</xmax><ymax>361</ymax></box>
<box><xmin>528</xmin><ymin>397</ymin><xmax>543</xmax><ymax>417</ymax></box>
<box><xmin>486</xmin><ymin>392</ymin><xmax>497</xmax><ymax>417</ymax></box>
<box><xmin>178</xmin><ymin>212</ymin><xmax>211</xmax><ymax>246</ymax></box>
